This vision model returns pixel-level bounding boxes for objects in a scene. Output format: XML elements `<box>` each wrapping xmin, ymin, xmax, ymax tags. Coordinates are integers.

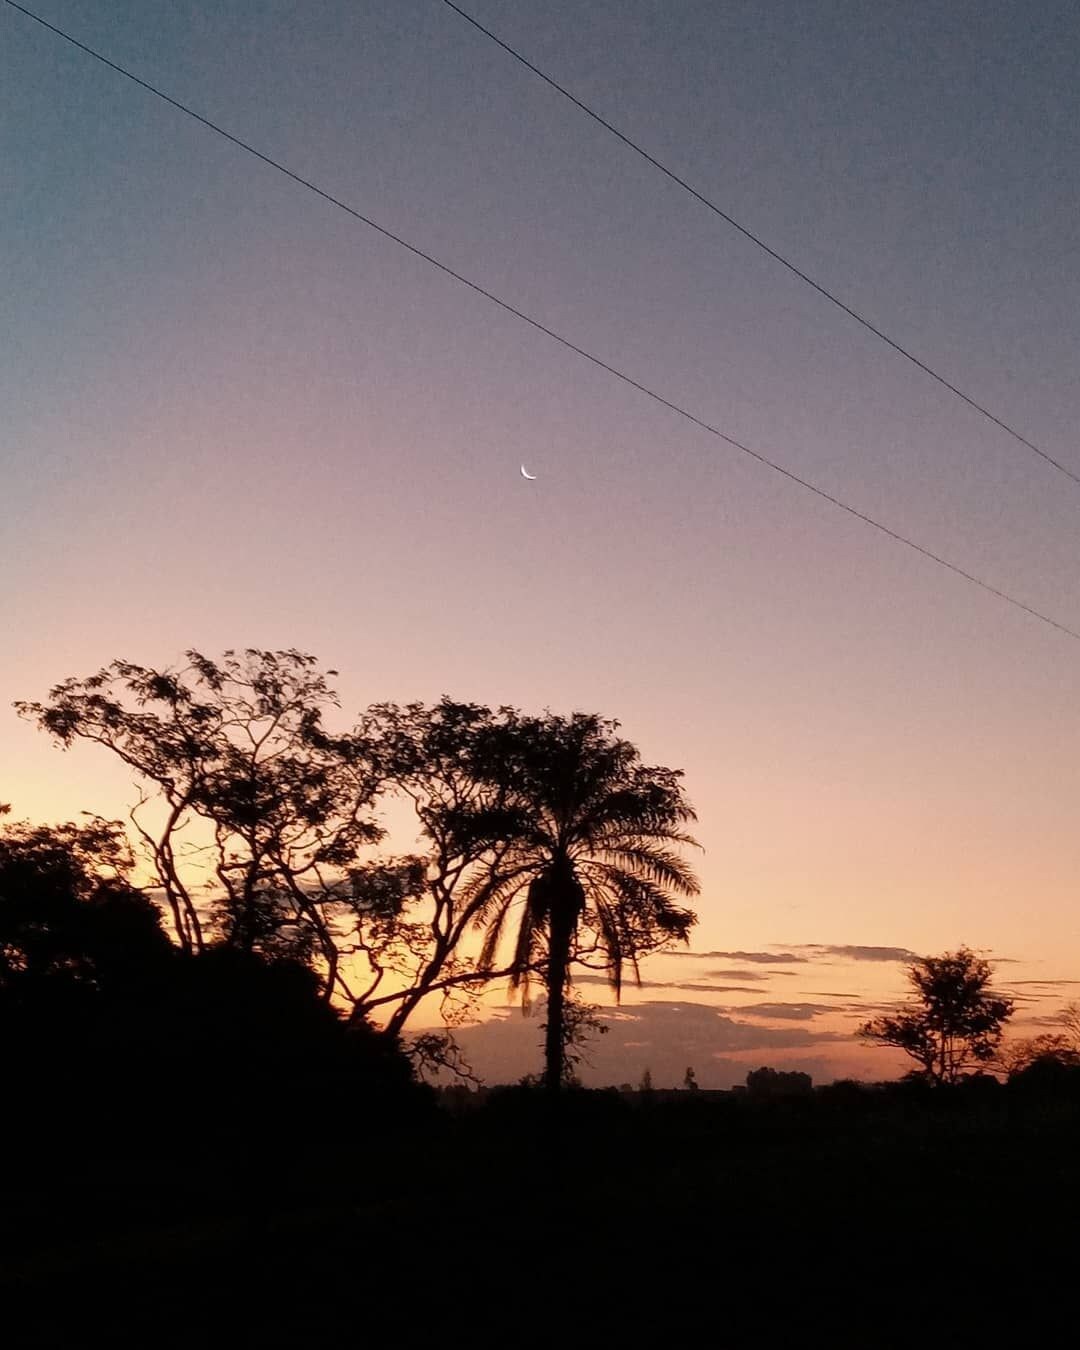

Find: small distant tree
<box><xmin>997</xmin><ymin>1001</ymin><xmax>1080</xmax><ymax>1078</ymax></box>
<box><xmin>683</xmin><ymin>1066</ymin><xmax>699</xmax><ymax>1092</ymax></box>
<box><xmin>1059</xmin><ymin>1002</ymin><xmax>1080</xmax><ymax>1050</ymax></box>
<box><xmin>996</xmin><ymin>1033</ymin><xmax>1080</xmax><ymax>1078</ymax></box>
<box><xmin>859</xmin><ymin>948</ymin><xmax>1014</xmax><ymax>1085</ymax></box>
<box><xmin>639</xmin><ymin>1067</ymin><xmax>654</xmax><ymax>1094</ymax></box>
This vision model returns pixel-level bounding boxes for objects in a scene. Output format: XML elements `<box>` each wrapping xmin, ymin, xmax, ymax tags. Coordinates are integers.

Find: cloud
<box><xmin>1007</xmin><ymin>979</ymin><xmax>1080</xmax><ymax>987</ymax></box>
<box><xmin>704</xmin><ymin>968</ymin><xmax>774</xmax><ymax>982</ymax></box>
<box><xmin>668</xmin><ymin>950</ymin><xmax>809</xmax><ymax>964</ymax></box>
<box><xmin>669</xmin><ymin>982</ymin><xmax>764</xmax><ymax>994</ymax></box>
<box><xmin>802</xmin><ymin>945</ymin><xmax>918</xmax><ymax>963</ymax></box>
<box><xmin>669</xmin><ymin>944</ymin><xmax>920</xmax><ymax>967</ymax></box>
<box><xmin>725</xmin><ymin>1002</ymin><xmax>839</xmax><ymax>1022</ymax></box>
<box><xmin>803</xmin><ymin>991</ymin><xmax>866</xmax><ymax>1000</ymax></box>
<box><xmin>605</xmin><ymin>1001</ymin><xmax>848</xmax><ymax>1051</ymax></box>
<box><xmin>440</xmin><ymin>998</ymin><xmax>848</xmax><ymax>1090</ymax></box>
<box><xmin>573</xmin><ymin>974</ymin><xmax>762</xmax><ymax>994</ymax></box>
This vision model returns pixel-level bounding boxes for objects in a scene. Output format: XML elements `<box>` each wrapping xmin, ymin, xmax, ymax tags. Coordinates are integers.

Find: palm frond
<box><xmin>467</xmin><ymin>865</ymin><xmax>533</xmax><ymax>926</ymax></box>
<box><xmin>590</xmin><ymin>892</ymin><xmax>626</xmax><ymax>1000</ymax></box>
<box><xmin>478</xmin><ymin>888</ymin><xmax>523</xmax><ymax>971</ymax></box>
<box><xmin>507</xmin><ymin>899</ymin><xmax>544</xmax><ymax>1003</ymax></box>
<box><xmin>590</xmin><ymin>865</ymin><xmax>696</xmax><ymax>944</ymax></box>
<box><xmin>590</xmin><ymin>842</ymin><xmax>701</xmax><ymax>896</ymax></box>
<box><xmin>466</xmin><ymin>715</ymin><xmax>700</xmax><ymax>1043</ymax></box>
<box><xmin>588</xmin><ymin>826</ymin><xmax>701</xmax><ymax>852</ymax></box>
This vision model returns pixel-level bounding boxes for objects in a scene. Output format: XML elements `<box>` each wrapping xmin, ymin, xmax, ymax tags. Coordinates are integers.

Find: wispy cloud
<box><xmin>670</xmin><ymin>982</ymin><xmax>765</xmax><ymax>994</ymax></box>
<box><xmin>704</xmin><ymin>968</ymin><xmax>774</xmax><ymax>982</ymax></box>
<box><xmin>668</xmin><ymin>950</ymin><xmax>809</xmax><ymax>964</ymax></box>
<box><xmin>801</xmin><ymin>944</ymin><xmax>918</xmax><ymax>963</ymax></box>
<box><xmin>573</xmin><ymin>974</ymin><xmax>762</xmax><ymax>994</ymax></box>
<box><xmin>666</xmin><ymin>944</ymin><xmax>918</xmax><ymax>966</ymax></box>
<box><xmin>725</xmin><ymin>1002</ymin><xmax>839</xmax><ymax>1022</ymax></box>
<box><xmin>1007</xmin><ymin>979</ymin><xmax>1080</xmax><ymax>988</ymax></box>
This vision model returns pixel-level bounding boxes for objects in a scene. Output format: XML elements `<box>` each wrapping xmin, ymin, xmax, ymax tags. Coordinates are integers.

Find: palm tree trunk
<box><xmin>543</xmin><ymin>919</ymin><xmax>571</xmax><ymax>1093</ymax></box>
<box><xmin>543</xmin><ymin>882</ymin><xmax>580</xmax><ymax>1092</ymax></box>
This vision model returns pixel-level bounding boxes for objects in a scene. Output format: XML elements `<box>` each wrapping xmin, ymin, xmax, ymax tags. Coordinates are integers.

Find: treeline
<box><xmin>7</xmin><ymin>648</ymin><xmax>1080</xmax><ymax>1109</ymax></box>
<box><xmin>6</xmin><ymin>648</ymin><xmax>700</xmax><ymax>1097</ymax></box>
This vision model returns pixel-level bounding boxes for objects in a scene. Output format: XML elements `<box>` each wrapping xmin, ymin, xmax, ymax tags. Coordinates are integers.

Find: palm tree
<box><xmin>470</xmin><ymin>712</ymin><xmax>700</xmax><ymax>1091</ymax></box>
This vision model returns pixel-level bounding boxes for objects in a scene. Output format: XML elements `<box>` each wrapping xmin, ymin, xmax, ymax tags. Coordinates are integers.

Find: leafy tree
<box><xmin>17</xmin><ymin>651</ymin><xmax>385</xmax><ymax>1003</ymax></box>
<box><xmin>466</xmin><ymin>710</ymin><xmax>700</xmax><ymax>1091</ymax></box>
<box><xmin>0</xmin><ymin>803</ymin><xmax>422</xmax><ymax>1168</ymax></box>
<box><xmin>18</xmin><ymin>670</ymin><xmax>701</xmax><ymax>1082</ymax></box>
<box><xmin>996</xmin><ymin>1033</ymin><xmax>1080</xmax><ymax>1077</ymax></box>
<box><xmin>0</xmin><ymin>811</ymin><xmax>171</xmax><ymax>1014</ymax></box>
<box><xmin>17</xmin><ymin>675</ymin><xmax>569</xmax><ymax>1049</ymax></box>
<box><xmin>859</xmin><ymin>948</ymin><xmax>1014</xmax><ymax>1085</ymax></box>
<box><xmin>1058</xmin><ymin>1001</ymin><xmax>1080</xmax><ymax>1050</ymax></box>
<box><xmin>348</xmin><ymin>699</ymin><xmax>543</xmax><ymax>1037</ymax></box>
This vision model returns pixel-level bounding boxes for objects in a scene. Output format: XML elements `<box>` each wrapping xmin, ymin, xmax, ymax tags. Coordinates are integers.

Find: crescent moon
<box><xmin>520</xmin><ymin>465</ymin><xmax>537</xmax><ymax>480</ymax></box>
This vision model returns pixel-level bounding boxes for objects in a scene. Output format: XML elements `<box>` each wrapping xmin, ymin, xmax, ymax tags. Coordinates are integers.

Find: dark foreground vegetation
<box><xmin>4</xmin><ymin>650</ymin><xmax>1079</xmax><ymax>1339</ymax></box>
<box><xmin>5</xmin><ymin>1071</ymin><xmax>1080</xmax><ymax>1342</ymax></box>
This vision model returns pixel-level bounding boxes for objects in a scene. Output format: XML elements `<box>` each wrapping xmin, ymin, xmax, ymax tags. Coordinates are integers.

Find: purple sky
<box><xmin>3</xmin><ymin>1</ymin><xmax>1079</xmax><ymax>1082</ymax></box>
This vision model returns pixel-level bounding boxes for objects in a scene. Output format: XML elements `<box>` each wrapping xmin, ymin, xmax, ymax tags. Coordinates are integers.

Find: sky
<box><xmin>3</xmin><ymin>0</ymin><xmax>1079</xmax><ymax>1086</ymax></box>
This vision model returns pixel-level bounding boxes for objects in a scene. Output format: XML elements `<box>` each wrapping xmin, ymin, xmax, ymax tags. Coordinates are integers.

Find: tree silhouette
<box><xmin>349</xmin><ymin>698</ymin><xmax>545</xmax><ymax>1037</ymax></box>
<box><xmin>998</xmin><ymin>1002</ymin><xmax>1080</xmax><ymax>1077</ymax></box>
<box><xmin>859</xmin><ymin>948</ymin><xmax>1014</xmax><ymax>1084</ymax></box>
<box><xmin>18</xmin><ymin>669</ymin><xmax>700</xmax><ymax>1076</ymax></box>
<box><xmin>997</xmin><ymin>1033</ymin><xmax>1080</xmax><ymax>1077</ymax></box>
<box><xmin>746</xmin><ymin>1066</ymin><xmax>812</xmax><ymax>1097</ymax></box>
<box><xmin>0</xmin><ymin>802</ymin><xmax>422</xmax><ymax>1194</ymax></box>
<box><xmin>19</xmin><ymin>670</ymin><xmax>523</xmax><ymax>1040</ymax></box>
<box><xmin>17</xmin><ymin>651</ymin><xmax>385</xmax><ymax>1002</ymax></box>
<box><xmin>466</xmin><ymin>710</ymin><xmax>700</xmax><ymax>1091</ymax></box>
<box><xmin>1059</xmin><ymin>1001</ymin><xmax>1080</xmax><ymax>1050</ymax></box>
<box><xmin>0</xmin><ymin>812</ymin><xmax>171</xmax><ymax>1015</ymax></box>
<box><xmin>541</xmin><ymin>990</ymin><xmax>609</xmax><ymax>1087</ymax></box>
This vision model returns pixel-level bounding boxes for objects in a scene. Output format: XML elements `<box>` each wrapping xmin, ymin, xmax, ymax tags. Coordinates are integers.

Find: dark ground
<box><xmin>2</xmin><ymin>1077</ymin><xmax>1077</xmax><ymax>1345</ymax></box>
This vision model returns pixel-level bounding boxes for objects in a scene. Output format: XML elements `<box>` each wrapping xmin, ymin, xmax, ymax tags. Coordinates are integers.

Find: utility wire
<box><xmin>5</xmin><ymin>0</ymin><xmax>1079</xmax><ymax>644</ymax></box>
<box><xmin>440</xmin><ymin>0</ymin><xmax>1080</xmax><ymax>490</ymax></box>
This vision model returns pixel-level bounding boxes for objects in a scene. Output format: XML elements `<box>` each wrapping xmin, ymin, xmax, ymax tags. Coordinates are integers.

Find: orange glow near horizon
<box><xmin>4</xmin><ymin>682</ymin><xmax>1079</xmax><ymax>1088</ymax></box>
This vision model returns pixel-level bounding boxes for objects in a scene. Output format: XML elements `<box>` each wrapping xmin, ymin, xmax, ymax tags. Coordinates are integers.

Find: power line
<box><xmin>439</xmin><ymin>0</ymin><xmax>1080</xmax><ymax>491</ymax></box>
<box><xmin>5</xmin><ymin>0</ymin><xmax>1079</xmax><ymax>644</ymax></box>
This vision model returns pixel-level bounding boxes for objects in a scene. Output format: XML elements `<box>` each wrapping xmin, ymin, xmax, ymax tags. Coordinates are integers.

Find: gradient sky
<box><xmin>3</xmin><ymin>1</ymin><xmax>1079</xmax><ymax>1085</ymax></box>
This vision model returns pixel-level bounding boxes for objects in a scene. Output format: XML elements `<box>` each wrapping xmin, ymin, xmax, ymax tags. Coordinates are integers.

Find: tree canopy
<box><xmin>463</xmin><ymin>708</ymin><xmax>700</xmax><ymax>1089</ymax></box>
<box><xmin>17</xmin><ymin>660</ymin><xmax>700</xmax><ymax>1087</ymax></box>
<box><xmin>859</xmin><ymin>948</ymin><xmax>1014</xmax><ymax>1084</ymax></box>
